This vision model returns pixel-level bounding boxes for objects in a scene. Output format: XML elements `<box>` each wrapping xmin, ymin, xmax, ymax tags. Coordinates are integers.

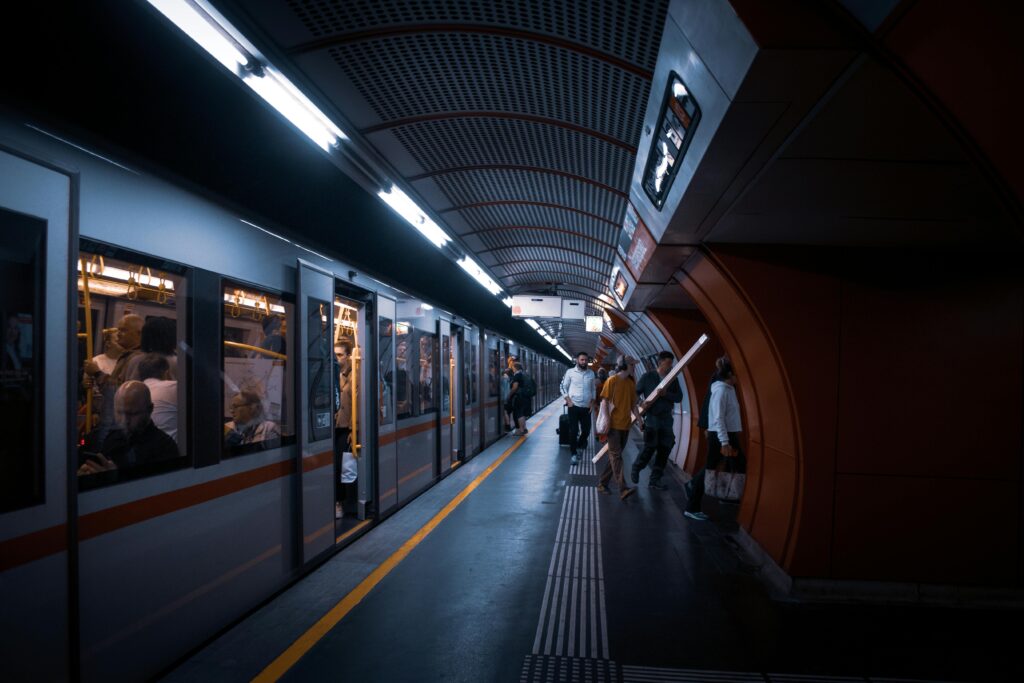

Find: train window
<box><xmin>222</xmin><ymin>282</ymin><xmax>294</xmax><ymax>457</ymax></box>
<box><xmin>395</xmin><ymin>322</ymin><xmax>437</xmax><ymax>419</ymax></box>
<box><xmin>395</xmin><ymin>322</ymin><xmax>412</xmax><ymax>419</ymax></box>
<box><xmin>487</xmin><ymin>336</ymin><xmax>499</xmax><ymax>398</ymax></box>
<box><xmin>76</xmin><ymin>245</ymin><xmax>189</xmax><ymax>490</ymax></box>
<box><xmin>307</xmin><ymin>299</ymin><xmax>333</xmax><ymax>443</ymax></box>
<box><xmin>418</xmin><ymin>331</ymin><xmax>436</xmax><ymax>414</ymax></box>
<box><xmin>378</xmin><ymin>316</ymin><xmax>394</xmax><ymax>425</ymax></box>
<box><xmin>0</xmin><ymin>209</ymin><xmax>44</xmax><ymax>511</ymax></box>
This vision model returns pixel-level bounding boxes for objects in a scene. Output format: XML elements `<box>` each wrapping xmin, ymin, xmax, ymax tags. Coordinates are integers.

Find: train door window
<box><xmin>419</xmin><ymin>331</ymin><xmax>436</xmax><ymax>414</ymax></box>
<box><xmin>379</xmin><ymin>316</ymin><xmax>394</xmax><ymax>425</ymax></box>
<box><xmin>441</xmin><ymin>332</ymin><xmax>450</xmax><ymax>417</ymax></box>
<box><xmin>307</xmin><ymin>300</ymin><xmax>332</xmax><ymax>443</ymax></box>
<box><xmin>396</xmin><ymin>321</ymin><xmax>412</xmax><ymax>419</ymax></box>
<box><xmin>76</xmin><ymin>245</ymin><xmax>189</xmax><ymax>489</ymax></box>
<box><xmin>487</xmin><ymin>335</ymin><xmax>499</xmax><ymax>399</ymax></box>
<box><xmin>0</xmin><ymin>209</ymin><xmax>44</xmax><ymax>511</ymax></box>
<box><xmin>222</xmin><ymin>282</ymin><xmax>294</xmax><ymax>457</ymax></box>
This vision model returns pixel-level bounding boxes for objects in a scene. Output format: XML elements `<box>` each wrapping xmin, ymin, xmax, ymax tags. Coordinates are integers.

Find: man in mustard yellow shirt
<box><xmin>597</xmin><ymin>356</ymin><xmax>637</xmax><ymax>500</ymax></box>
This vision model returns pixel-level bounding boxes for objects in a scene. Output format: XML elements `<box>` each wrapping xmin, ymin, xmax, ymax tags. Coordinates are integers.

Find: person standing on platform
<box><xmin>631</xmin><ymin>350</ymin><xmax>683</xmax><ymax>490</ymax></box>
<box><xmin>685</xmin><ymin>357</ymin><xmax>744</xmax><ymax>521</ymax></box>
<box><xmin>560</xmin><ymin>351</ymin><xmax>596</xmax><ymax>466</ymax></box>
<box><xmin>597</xmin><ymin>356</ymin><xmax>637</xmax><ymax>500</ymax></box>
<box><xmin>334</xmin><ymin>340</ymin><xmax>354</xmax><ymax>519</ymax></box>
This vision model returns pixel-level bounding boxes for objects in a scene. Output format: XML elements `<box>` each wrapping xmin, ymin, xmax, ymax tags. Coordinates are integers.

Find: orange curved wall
<box><xmin>669</xmin><ymin>247</ymin><xmax>1024</xmax><ymax>585</ymax></box>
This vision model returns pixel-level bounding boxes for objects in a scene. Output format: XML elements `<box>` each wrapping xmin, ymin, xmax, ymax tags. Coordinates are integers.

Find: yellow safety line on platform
<box><xmin>253</xmin><ymin>407</ymin><xmax>556</xmax><ymax>682</ymax></box>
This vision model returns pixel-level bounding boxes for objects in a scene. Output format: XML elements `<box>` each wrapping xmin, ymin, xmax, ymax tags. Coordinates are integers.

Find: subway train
<box><xmin>0</xmin><ymin>116</ymin><xmax>566</xmax><ymax>682</ymax></box>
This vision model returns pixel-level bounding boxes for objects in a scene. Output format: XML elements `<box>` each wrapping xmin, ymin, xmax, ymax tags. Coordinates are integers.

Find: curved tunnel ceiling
<box><xmin>226</xmin><ymin>0</ymin><xmax>672</xmax><ymax>360</ymax></box>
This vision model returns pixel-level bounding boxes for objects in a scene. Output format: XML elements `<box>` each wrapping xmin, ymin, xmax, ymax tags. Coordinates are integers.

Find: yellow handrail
<box><xmin>351</xmin><ymin>322</ymin><xmax>361</xmax><ymax>454</ymax></box>
<box><xmin>223</xmin><ymin>340</ymin><xmax>286</xmax><ymax>360</ymax></box>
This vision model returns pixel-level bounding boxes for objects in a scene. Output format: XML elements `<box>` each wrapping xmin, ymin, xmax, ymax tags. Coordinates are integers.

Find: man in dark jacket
<box><xmin>78</xmin><ymin>380</ymin><xmax>179</xmax><ymax>483</ymax></box>
<box><xmin>631</xmin><ymin>351</ymin><xmax>683</xmax><ymax>489</ymax></box>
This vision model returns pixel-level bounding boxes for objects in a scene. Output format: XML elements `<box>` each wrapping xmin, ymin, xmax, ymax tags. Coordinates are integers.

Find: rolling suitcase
<box><xmin>557</xmin><ymin>405</ymin><xmax>573</xmax><ymax>447</ymax></box>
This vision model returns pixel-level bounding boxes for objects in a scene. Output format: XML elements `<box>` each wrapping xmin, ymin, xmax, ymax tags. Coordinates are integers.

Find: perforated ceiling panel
<box><xmin>238</xmin><ymin>0</ymin><xmax>672</xmax><ymax>356</ymax></box>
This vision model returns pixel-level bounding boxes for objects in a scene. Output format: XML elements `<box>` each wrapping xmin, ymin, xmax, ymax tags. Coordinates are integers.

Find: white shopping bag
<box><xmin>341</xmin><ymin>451</ymin><xmax>358</xmax><ymax>484</ymax></box>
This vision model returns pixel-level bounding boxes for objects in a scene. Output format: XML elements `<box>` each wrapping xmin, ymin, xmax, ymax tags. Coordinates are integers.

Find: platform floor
<box><xmin>165</xmin><ymin>402</ymin><xmax>1019</xmax><ymax>682</ymax></box>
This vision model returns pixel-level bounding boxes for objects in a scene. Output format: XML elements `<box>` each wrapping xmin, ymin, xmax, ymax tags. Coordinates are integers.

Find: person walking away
<box><xmin>597</xmin><ymin>357</ymin><xmax>637</xmax><ymax>500</ymax></box>
<box><xmin>684</xmin><ymin>357</ymin><xmax>744</xmax><ymax>520</ymax></box>
<box><xmin>560</xmin><ymin>352</ymin><xmax>596</xmax><ymax>465</ymax></box>
<box><xmin>631</xmin><ymin>350</ymin><xmax>683</xmax><ymax>489</ymax></box>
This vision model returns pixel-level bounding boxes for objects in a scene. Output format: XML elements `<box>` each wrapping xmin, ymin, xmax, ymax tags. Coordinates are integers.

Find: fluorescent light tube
<box><xmin>524</xmin><ymin>319</ymin><xmax>540</xmax><ymax>330</ymax></box>
<box><xmin>148</xmin><ymin>1</ymin><xmax>347</xmax><ymax>151</ymax></box>
<box><xmin>378</xmin><ymin>187</ymin><xmax>451</xmax><ymax>248</ymax></box>
<box><xmin>244</xmin><ymin>68</ymin><xmax>340</xmax><ymax>151</ymax></box>
<box><xmin>457</xmin><ymin>256</ymin><xmax>502</xmax><ymax>295</ymax></box>
<box><xmin>147</xmin><ymin>0</ymin><xmax>249</xmax><ymax>71</ymax></box>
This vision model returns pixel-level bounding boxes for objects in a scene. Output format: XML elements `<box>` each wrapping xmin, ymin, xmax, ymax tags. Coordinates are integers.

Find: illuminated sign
<box><xmin>642</xmin><ymin>72</ymin><xmax>700</xmax><ymax>210</ymax></box>
<box><xmin>585</xmin><ymin>315</ymin><xmax>603</xmax><ymax>333</ymax></box>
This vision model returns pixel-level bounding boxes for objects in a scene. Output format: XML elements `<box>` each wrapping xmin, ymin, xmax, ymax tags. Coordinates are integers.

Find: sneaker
<box><xmin>335</xmin><ymin>502</ymin><xmax>342</xmax><ymax>520</ymax></box>
<box><xmin>570</xmin><ymin>454</ymin><xmax>580</xmax><ymax>465</ymax></box>
<box><xmin>630</xmin><ymin>467</ymin><xmax>639</xmax><ymax>484</ymax></box>
<box><xmin>619</xmin><ymin>487</ymin><xmax>636</xmax><ymax>501</ymax></box>
<box><xmin>649</xmin><ymin>480</ymin><xmax>667</xmax><ymax>490</ymax></box>
<box><xmin>684</xmin><ymin>511</ymin><xmax>709</xmax><ymax>521</ymax></box>
<box><xmin>596</xmin><ymin>484</ymin><xmax>610</xmax><ymax>495</ymax></box>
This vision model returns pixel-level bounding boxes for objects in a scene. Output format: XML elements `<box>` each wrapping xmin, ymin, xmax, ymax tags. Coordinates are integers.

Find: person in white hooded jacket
<box><xmin>684</xmin><ymin>356</ymin><xmax>744</xmax><ymax>521</ymax></box>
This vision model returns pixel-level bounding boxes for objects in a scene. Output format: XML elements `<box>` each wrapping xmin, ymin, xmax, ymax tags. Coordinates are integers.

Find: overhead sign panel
<box><xmin>585</xmin><ymin>315</ymin><xmax>603</xmax><ymax>333</ymax></box>
<box><xmin>511</xmin><ymin>295</ymin><xmax>562</xmax><ymax>318</ymax></box>
<box><xmin>561</xmin><ymin>299</ymin><xmax>585</xmax><ymax>320</ymax></box>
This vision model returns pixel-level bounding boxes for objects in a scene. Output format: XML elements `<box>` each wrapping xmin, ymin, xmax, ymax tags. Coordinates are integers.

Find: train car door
<box><xmin>438</xmin><ymin>318</ymin><xmax>453</xmax><ymax>472</ymax></box>
<box><xmin>376</xmin><ymin>296</ymin><xmax>397</xmax><ymax>516</ymax></box>
<box><xmin>0</xmin><ymin>149</ymin><xmax>74</xmax><ymax>680</ymax></box>
<box><xmin>334</xmin><ymin>288</ymin><xmax>373</xmax><ymax>537</ymax></box>
<box><xmin>483</xmin><ymin>332</ymin><xmax>499</xmax><ymax>444</ymax></box>
<box><xmin>297</xmin><ymin>260</ymin><xmax>334</xmax><ymax>562</ymax></box>
<box><xmin>450</xmin><ymin>324</ymin><xmax>463</xmax><ymax>465</ymax></box>
<box><xmin>464</xmin><ymin>325</ymin><xmax>480</xmax><ymax>458</ymax></box>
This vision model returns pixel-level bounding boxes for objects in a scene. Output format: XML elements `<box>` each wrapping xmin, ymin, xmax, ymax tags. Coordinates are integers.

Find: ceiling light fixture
<box><xmin>377</xmin><ymin>186</ymin><xmax>451</xmax><ymax>248</ymax></box>
<box><xmin>457</xmin><ymin>255</ymin><xmax>502</xmax><ymax>295</ymax></box>
<box><xmin>147</xmin><ymin>0</ymin><xmax>347</xmax><ymax>151</ymax></box>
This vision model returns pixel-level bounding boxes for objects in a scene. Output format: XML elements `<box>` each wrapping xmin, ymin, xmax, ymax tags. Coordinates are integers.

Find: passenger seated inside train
<box><xmin>224</xmin><ymin>390</ymin><xmax>281</xmax><ymax>451</ymax></box>
<box><xmin>135</xmin><ymin>352</ymin><xmax>178</xmax><ymax>442</ymax></box>
<box><xmin>78</xmin><ymin>380</ymin><xmax>180</xmax><ymax>484</ymax></box>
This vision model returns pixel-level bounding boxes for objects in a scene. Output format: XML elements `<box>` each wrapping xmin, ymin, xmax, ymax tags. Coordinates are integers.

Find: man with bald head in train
<box><xmin>78</xmin><ymin>380</ymin><xmax>179</xmax><ymax>478</ymax></box>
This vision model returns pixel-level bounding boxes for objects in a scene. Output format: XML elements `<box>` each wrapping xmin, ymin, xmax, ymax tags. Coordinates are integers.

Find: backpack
<box><xmin>520</xmin><ymin>373</ymin><xmax>536</xmax><ymax>398</ymax></box>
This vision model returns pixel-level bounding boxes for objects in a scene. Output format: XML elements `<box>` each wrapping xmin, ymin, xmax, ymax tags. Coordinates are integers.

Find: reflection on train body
<box><xmin>0</xmin><ymin>125</ymin><xmax>567</xmax><ymax>683</ymax></box>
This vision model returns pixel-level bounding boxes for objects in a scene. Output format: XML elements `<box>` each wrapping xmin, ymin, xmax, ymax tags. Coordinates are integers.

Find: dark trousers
<box><xmin>566</xmin><ymin>405</ymin><xmax>591</xmax><ymax>454</ymax></box>
<box><xmin>686</xmin><ymin>431</ymin><xmax>745</xmax><ymax>512</ymax></box>
<box><xmin>632</xmin><ymin>413</ymin><xmax>675</xmax><ymax>483</ymax></box>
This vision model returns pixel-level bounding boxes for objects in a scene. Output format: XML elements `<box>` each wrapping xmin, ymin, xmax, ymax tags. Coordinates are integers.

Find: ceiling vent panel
<box><xmin>283</xmin><ymin>0</ymin><xmax>669</xmax><ymax>72</ymax></box>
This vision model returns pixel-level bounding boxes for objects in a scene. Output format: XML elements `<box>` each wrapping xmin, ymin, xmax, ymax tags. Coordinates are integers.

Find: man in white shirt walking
<box><xmin>560</xmin><ymin>351</ymin><xmax>596</xmax><ymax>466</ymax></box>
